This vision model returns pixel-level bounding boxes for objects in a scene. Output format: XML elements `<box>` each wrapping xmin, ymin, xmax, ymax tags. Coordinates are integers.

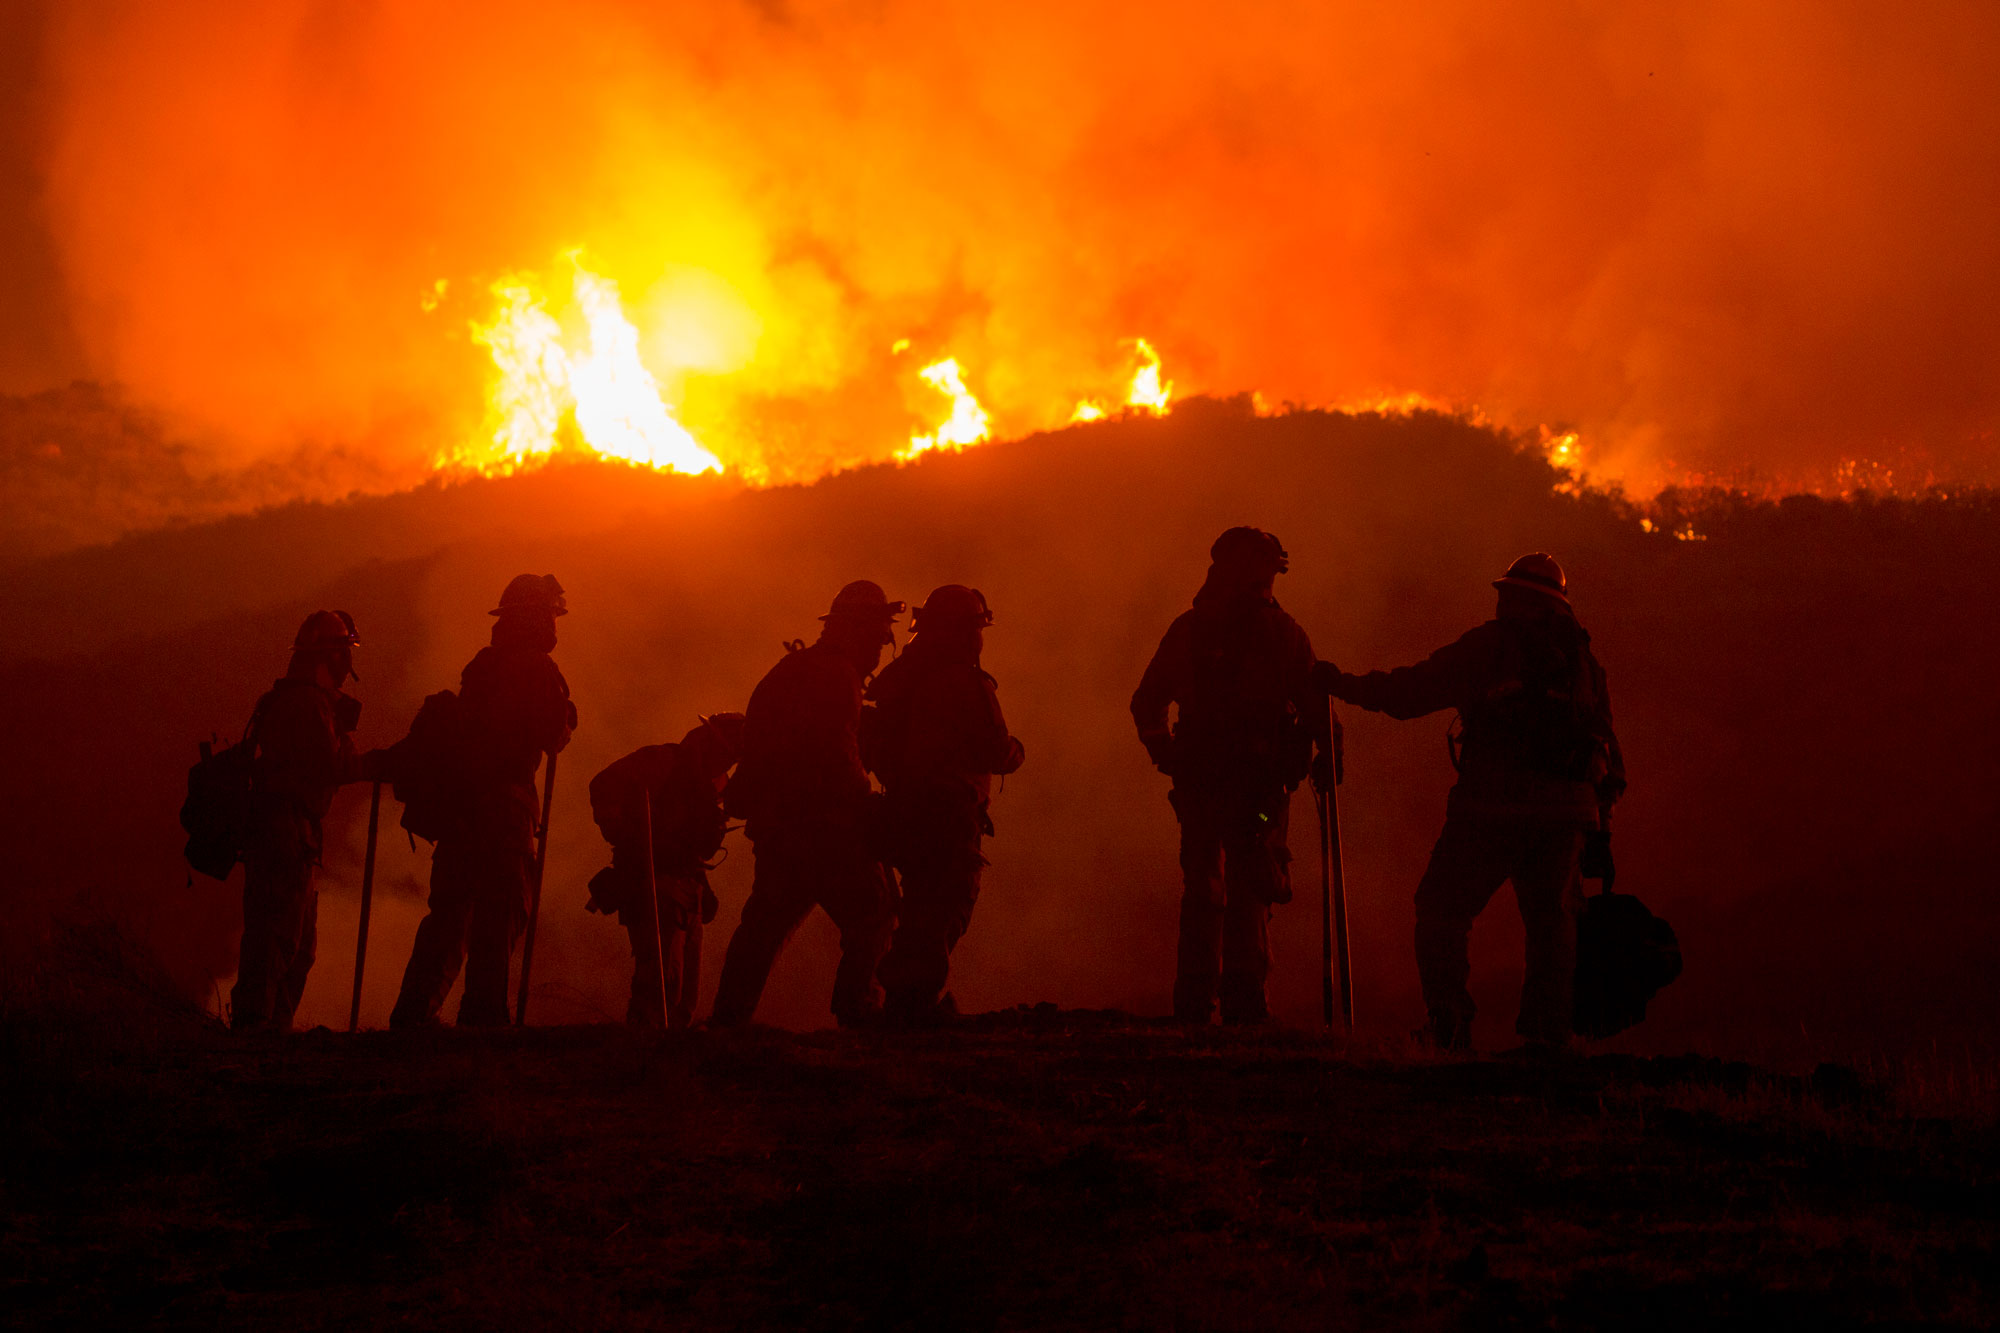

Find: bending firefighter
<box><xmin>710</xmin><ymin>581</ymin><xmax>902</xmax><ymax>1028</ymax></box>
<box><xmin>1132</xmin><ymin>527</ymin><xmax>1334</xmax><ymax>1024</ymax></box>
<box><xmin>231</xmin><ymin>611</ymin><xmax>369</xmax><ymax>1031</ymax></box>
<box><xmin>1314</xmin><ymin>553</ymin><xmax>1625</xmax><ymax>1052</ymax></box>
<box><xmin>390</xmin><ymin>575</ymin><xmax>576</xmax><ymax>1028</ymax></box>
<box><xmin>865</xmin><ymin>585</ymin><xmax>1026</xmax><ymax>1024</ymax></box>
<box><xmin>584</xmin><ymin>713</ymin><xmax>746</xmax><ymax>1029</ymax></box>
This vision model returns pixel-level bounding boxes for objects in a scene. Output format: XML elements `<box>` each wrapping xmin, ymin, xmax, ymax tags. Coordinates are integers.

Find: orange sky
<box><xmin>7</xmin><ymin>0</ymin><xmax>2000</xmax><ymax>493</ymax></box>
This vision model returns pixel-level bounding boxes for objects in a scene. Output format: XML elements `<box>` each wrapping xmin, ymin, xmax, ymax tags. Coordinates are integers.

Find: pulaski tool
<box><xmin>1316</xmin><ymin>696</ymin><xmax>1354</xmax><ymax>1032</ymax></box>
<box><xmin>515</xmin><ymin>751</ymin><xmax>560</xmax><ymax>1026</ymax></box>
<box><xmin>347</xmin><ymin>778</ymin><xmax>382</xmax><ymax>1032</ymax></box>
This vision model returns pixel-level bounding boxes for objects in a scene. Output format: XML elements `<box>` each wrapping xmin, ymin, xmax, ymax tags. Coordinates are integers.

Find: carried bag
<box><xmin>381</xmin><ymin>689</ymin><xmax>468</xmax><ymax>843</ymax></box>
<box><xmin>180</xmin><ymin>705</ymin><xmax>263</xmax><ymax>881</ymax></box>
<box><xmin>1573</xmin><ymin>888</ymin><xmax>1683</xmax><ymax>1039</ymax></box>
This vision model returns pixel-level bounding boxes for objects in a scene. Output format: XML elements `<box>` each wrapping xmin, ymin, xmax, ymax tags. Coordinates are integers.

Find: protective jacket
<box><xmin>454</xmin><ymin>642</ymin><xmax>574</xmax><ymax>844</ymax></box>
<box><xmin>865</xmin><ymin>640</ymin><xmax>1024</xmax><ymax>809</ymax></box>
<box><xmin>1326</xmin><ymin>606</ymin><xmax>1625</xmax><ymax>824</ymax></box>
<box><xmin>728</xmin><ymin>642</ymin><xmax>872</xmax><ymax>841</ymax></box>
<box><xmin>587</xmin><ymin>741</ymin><xmax>727</xmax><ymax>920</ymax></box>
<box><xmin>250</xmin><ymin>676</ymin><xmax>362</xmax><ymax>857</ymax></box>
<box><xmin>1131</xmin><ymin>586</ymin><xmax>1327</xmax><ymax>791</ymax></box>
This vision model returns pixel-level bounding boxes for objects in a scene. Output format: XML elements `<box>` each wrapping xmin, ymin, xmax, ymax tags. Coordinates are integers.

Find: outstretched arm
<box><xmin>1311</xmin><ymin>630</ymin><xmax>1482</xmax><ymax>721</ymax></box>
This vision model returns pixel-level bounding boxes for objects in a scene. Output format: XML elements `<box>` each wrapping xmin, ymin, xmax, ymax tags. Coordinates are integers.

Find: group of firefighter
<box><xmin>222</xmin><ymin>525</ymin><xmax>1624</xmax><ymax>1054</ymax></box>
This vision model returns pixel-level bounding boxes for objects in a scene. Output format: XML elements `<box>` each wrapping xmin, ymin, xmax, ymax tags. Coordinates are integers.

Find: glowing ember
<box><xmin>903</xmin><ymin>358</ymin><xmax>991</xmax><ymax>458</ymax></box>
<box><xmin>440</xmin><ymin>262</ymin><xmax>722</xmax><ymax>477</ymax></box>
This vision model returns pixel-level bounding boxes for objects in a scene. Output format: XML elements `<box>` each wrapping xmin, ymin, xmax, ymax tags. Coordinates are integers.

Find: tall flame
<box><xmin>441</xmin><ymin>263</ymin><xmax>722</xmax><ymax>476</ymax></box>
<box><xmin>1071</xmin><ymin>337</ymin><xmax>1175</xmax><ymax>422</ymax></box>
<box><xmin>1126</xmin><ymin>337</ymin><xmax>1172</xmax><ymax>414</ymax></box>
<box><xmin>903</xmin><ymin>358</ymin><xmax>991</xmax><ymax>458</ymax></box>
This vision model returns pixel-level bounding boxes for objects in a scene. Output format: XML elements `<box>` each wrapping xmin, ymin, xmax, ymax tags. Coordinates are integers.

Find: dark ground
<box><xmin>6</xmin><ymin>993</ymin><xmax>1996</xmax><ymax>1330</ymax></box>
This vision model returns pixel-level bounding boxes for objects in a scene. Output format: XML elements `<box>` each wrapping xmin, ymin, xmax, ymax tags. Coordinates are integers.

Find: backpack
<box><xmin>588</xmin><ymin>745</ymin><xmax>666</xmax><ymax>851</ymax></box>
<box><xmin>1573</xmin><ymin>889</ymin><xmax>1684</xmax><ymax>1039</ymax></box>
<box><xmin>1459</xmin><ymin>619</ymin><xmax>1606</xmax><ymax>782</ymax></box>
<box><xmin>179</xmin><ymin>710</ymin><xmax>262</xmax><ymax>881</ymax></box>
<box><xmin>382</xmin><ymin>689</ymin><xmax>468</xmax><ymax>843</ymax></box>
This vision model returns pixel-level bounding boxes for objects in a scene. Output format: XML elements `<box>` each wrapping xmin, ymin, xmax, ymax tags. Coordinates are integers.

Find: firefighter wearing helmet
<box><xmin>390</xmin><ymin>574</ymin><xmax>576</xmax><ymax>1028</ymax></box>
<box><xmin>710</xmin><ymin>580</ymin><xmax>905</xmax><ymax>1027</ymax></box>
<box><xmin>1312</xmin><ymin>553</ymin><xmax>1626</xmax><ymax>1054</ymax></box>
<box><xmin>864</xmin><ymin>585</ymin><xmax>1026</xmax><ymax>1023</ymax></box>
<box><xmin>230</xmin><ymin>610</ymin><xmax>370</xmax><ymax>1031</ymax></box>
<box><xmin>583</xmin><ymin>712</ymin><xmax>747</xmax><ymax>1029</ymax></box>
<box><xmin>1132</xmin><ymin>528</ymin><xmax>1336</xmax><ymax>1024</ymax></box>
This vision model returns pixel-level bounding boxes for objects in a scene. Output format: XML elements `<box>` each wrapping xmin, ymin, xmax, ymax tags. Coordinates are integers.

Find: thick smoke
<box><xmin>8</xmin><ymin>0</ymin><xmax>2000</xmax><ymax>495</ymax></box>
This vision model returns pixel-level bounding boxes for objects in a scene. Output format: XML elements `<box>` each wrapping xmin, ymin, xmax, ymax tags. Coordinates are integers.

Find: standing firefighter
<box><xmin>710</xmin><ymin>581</ymin><xmax>902</xmax><ymax>1028</ymax></box>
<box><xmin>389</xmin><ymin>575</ymin><xmax>576</xmax><ymax>1029</ymax></box>
<box><xmin>585</xmin><ymin>713</ymin><xmax>747</xmax><ymax>1029</ymax></box>
<box><xmin>1133</xmin><ymin>528</ymin><xmax>1334</xmax><ymax>1025</ymax></box>
<box><xmin>1314</xmin><ymin>553</ymin><xmax>1625</xmax><ymax>1053</ymax></box>
<box><xmin>230</xmin><ymin>611</ymin><xmax>368</xmax><ymax>1031</ymax></box>
<box><xmin>865</xmin><ymin>585</ymin><xmax>1026</xmax><ymax>1023</ymax></box>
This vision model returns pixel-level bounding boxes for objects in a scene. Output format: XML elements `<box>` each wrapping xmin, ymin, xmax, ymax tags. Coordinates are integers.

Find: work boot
<box><xmin>1497</xmin><ymin>1036</ymin><xmax>1577</xmax><ymax>1063</ymax></box>
<box><xmin>883</xmin><ymin>990</ymin><xmax>960</xmax><ymax>1030</ymax></box>
<box><xmin>1414</xmin><ymin>1012</ymin><xmax>1471</xmax><ymax>1054</ymax></box>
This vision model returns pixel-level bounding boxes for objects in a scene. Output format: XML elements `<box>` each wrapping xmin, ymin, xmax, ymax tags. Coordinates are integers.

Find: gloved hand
<box><xmin>1142</xmin><ymin>733</ymin><xmax>1176</xmax><ymax>776</ymax></box>
<box><xmin>1310</xmin><ymin>750</ymin><xmax>1338</xmax><ymax>793</ymax></box>
<box><xmin>1309</xmin><ymin>660</ymin><xmax>1343</xmax><ymax>695</ymax></box>
<box><xmin>1581</xmin><ymin>830</ymin><xmax>1615</xmax><ymax>890</ymax></box>
<box><xmin>360</xmin><ymin>747</ymin><xmax>390</xmax><ymax>783</ymax></box>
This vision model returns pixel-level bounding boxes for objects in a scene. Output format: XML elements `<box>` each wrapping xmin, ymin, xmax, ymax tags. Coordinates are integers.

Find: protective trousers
<box><xmin>710</xmin><ymin>830</ymin><xmax>892</xmax><ymax>1027</ymax></box>
<box><xmin>1172</xmin><ymin>785</ymin><xmax>1291</xmax><ymax>1023</ymax></box>
<box><xmin>623</xmin><ymin>878</ymin><xmax>703</xmax><ymax>1030</ymax></box>
<box><xmin>390</xmin><ymin>829</ymin><xmax>533</xmax><ymax>1028</ymax></box>
<box><xmin>878</xmin><ymin>837</ymin><xmax>984</xmax><ymax>1019</ymax></box>
<box><xmin>1414</xmin><ymin>813</ymin><xmax>1586</xmax><ymax>1046</ymax></box>
<box><xmin>231</xmin><ymin>824</ymin><xmax>318</xmax><ymax>1031</ymax></box>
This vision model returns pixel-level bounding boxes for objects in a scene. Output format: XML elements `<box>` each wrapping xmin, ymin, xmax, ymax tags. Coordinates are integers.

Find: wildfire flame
<box><xmin>446</xmin><ymin>263</ymin><xmax>1476</xmax><ymax>483</ymax></box>
<box><xmin>902</xmin><ymin>358</ymin><xmax>991</xmax><ymax>459</ymax></box>
<box><xmin>1127</xmin><ymin>337</ymin><xmax>1172</xmax><ymax>414</ymax></box>
<box><xmin>1072</xmin><ymin>337</ymin><xmax>1176</xmax><ymax>422</ymax></box>
<box><xmin>440</xmin><ymin>261</ymin><xmax>722</xmax><ymax>477</ymax></box>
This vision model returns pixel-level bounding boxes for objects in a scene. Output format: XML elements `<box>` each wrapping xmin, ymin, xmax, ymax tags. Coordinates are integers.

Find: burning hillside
<box><xmin>3</xmin><ymin>407</ymin><xmax>1996</xmax><ymax>1064</ymax></box>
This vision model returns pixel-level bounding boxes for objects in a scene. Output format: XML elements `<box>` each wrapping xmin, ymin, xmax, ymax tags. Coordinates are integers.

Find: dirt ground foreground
<box><xmin>5</xmin><ymin>1006</ymin><xmax>1996</xmax><ymax>1330</ymax></box>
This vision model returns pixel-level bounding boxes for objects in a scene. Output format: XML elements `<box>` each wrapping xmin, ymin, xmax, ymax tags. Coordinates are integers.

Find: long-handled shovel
<box><xmin>643</xmin><ymin>787</ymin><xmax>670</xmax><ymax>1028</ymax></box>
<box><xmin>348</xmin><ymin>778</ymin><xmax>382</xmax><ymax>1032</ymax></box>
<box><xmin>515</xmin><ymin>751</ymin><xmax>559</xmax><ymax>1027</ymax></box>
<box><xmin>1317</xmin><ymin>697</ymin><xmax>1354</xmax><ymax>1032</ymax></box>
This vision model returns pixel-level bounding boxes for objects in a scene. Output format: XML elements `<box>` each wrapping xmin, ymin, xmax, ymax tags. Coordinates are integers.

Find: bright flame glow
<box><xmin>1070</xmin><ymin>400</ymin><xmax>1107</xmax><ymax>422</ymax></box>
<box><xmin>1126</xmin><ymin>337</ymin><xmax>1172</xmax><ymax>414</ymax></box>
<box><xmin>441</xmin><ymin>263</ymin><xmax>722</xmax><ymax>476</ymax></box>
<box><xmin>902</xmin><ymin>358</ymin><xmax>991</xmax><ymax>458</ymax></box>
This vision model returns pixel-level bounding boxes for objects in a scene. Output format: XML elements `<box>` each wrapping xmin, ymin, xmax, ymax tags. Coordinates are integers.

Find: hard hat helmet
<box><xmin>818</xmin><ymin>580</ymin><xmax>906</xmax><ymax>624</ymax></box>
<box><xmin>1493</xmin><ymin>552</ymin><xmax>1569</xmax><ymax>604</ymax></box>
<box><xmin>695</xmin><ymin>711</ymin><xmax>748</xmax><ymax>765</ymax></box>
<box><xmin>491</xmin><ymin>573</ymin><xmax>568</xmax><ymax>618</ymax></box>
<box><xmin>1210</xmin><ymin>526</ymin><xmax>1289</xmax><ymax>575</ymax></box>
<box><xmin>913</xmin><ymin>584</ymin><xmax>993</xmax><ymax>630</ymax></box>
<box><xmin>294</xmin><ymin>609</ymin><xmax>360</xmax><ymax>651</ymax></box>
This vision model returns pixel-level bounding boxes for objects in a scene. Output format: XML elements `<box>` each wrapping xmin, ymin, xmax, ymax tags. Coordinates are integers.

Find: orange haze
<box><xmin>11</xmin><ymin>1</ymin><xmax>2000</xmax><ymax>494</ymax></box>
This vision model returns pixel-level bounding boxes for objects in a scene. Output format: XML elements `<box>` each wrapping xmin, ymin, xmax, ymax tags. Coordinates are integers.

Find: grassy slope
<box><xmin>4</xmin><ymin>404</ymin><xmax>1999</xmax><ymax>1059</ymax></box>
<box><xmin>3</xmin><ymin>999</ymin><xmax>1996</xmax><ymax>1330</ymax></box>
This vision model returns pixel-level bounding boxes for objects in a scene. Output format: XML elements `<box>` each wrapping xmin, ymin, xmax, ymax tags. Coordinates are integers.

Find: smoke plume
<box><xmin>9</xmin><ymin>1</ymin><xmax>2000</xmax><ymax>496</ymax></box>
